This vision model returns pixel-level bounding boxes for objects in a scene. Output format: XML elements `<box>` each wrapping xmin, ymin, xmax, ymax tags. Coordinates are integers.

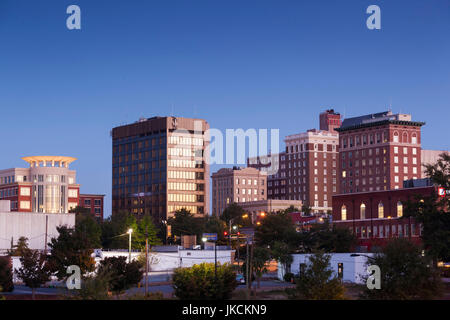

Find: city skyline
<box><xmin>1</xmin><ymin>1</ymin><xmax>449</xmax><ymax>217</ymax></box>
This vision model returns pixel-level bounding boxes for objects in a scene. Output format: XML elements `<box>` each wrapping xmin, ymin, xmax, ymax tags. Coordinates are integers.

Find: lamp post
<box><xmin>127</xmin><ymin>228</ymin><xmax>133</xmax><ymax>263</ymax></box>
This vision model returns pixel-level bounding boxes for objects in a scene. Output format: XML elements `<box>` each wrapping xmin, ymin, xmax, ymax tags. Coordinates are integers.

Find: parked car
<box><xmin>236</xmin><ymin>274</ymin><xmax>245</xmax><ymax>284</ymax></box>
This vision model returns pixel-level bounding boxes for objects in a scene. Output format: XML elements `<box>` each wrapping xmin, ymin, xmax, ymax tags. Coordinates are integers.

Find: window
<box><xmin>20</xmin><ymin>187</ymin><xmax>31</xmax><ymax>196</ymax></box>
<box><xmin>397</xmin><ymin>201</ymin><xmax>403</xmax><ymax>217</ymax></box>
<box><xmin>68</xmin><ymin>189</ymin><xmax>78</xmax><ymax>198</ymax></box>
<box><xmin>341</xmin><ymin>205</ymin><xmax>347</xmax><ymax>221</ymax></box>
<box><xmin>360</xmin><ymin>203</ymin><xmax>366</xmax><ymax>219</ymax></box>
<box><xmin>378</xmin><ymin>202</ymin><xmax>384</xmax><ymax>218</ymax></box>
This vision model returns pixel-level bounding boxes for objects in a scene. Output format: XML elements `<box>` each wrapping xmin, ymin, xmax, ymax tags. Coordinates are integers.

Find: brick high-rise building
<box><xmin>247</xmin><ymin>152</ymin><xmax>286</xmax><ymax>200</ymax></box>
<box><xmin>336</xmin><ymin>111</ymin><xmax>425</xmax><ymax>194</ymax></box>
<box><xmin>111</xmin><ymin>116</ymin><xmax>210</xmax><ymax>222</ymax></box>
<box><xmin>211</xmin><ymin>167</ymin><xmax>267</xmax><ymax>216</ymax></box>
<box><xmin>249</xmin><ymin>110</ymin><xmax>341</xmax><ymax>213</ymax></box>
<box><xmin>284</xmin><ymin>128</ymin><xmax>339</xmax><ymax>213</ymax></box>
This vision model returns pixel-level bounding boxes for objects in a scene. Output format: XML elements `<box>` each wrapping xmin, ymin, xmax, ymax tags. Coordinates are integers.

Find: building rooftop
<box><xmin>336</xmin><ymin>111</ymin><xmax>425</xmax><ymax>132</ymax></box>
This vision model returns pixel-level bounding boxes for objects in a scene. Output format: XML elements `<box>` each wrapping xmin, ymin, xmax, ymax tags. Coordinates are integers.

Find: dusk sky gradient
<box><xmin>0</xmin><ymin>0</ymin><xmax>449</xmax><ymax>217</ymax></box>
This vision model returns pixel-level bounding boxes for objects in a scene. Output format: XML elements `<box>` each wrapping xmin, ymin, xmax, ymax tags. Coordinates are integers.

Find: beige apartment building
<box><xmin>211</xmin><ymin>167</ymin><xmax>267</xmax><ymax>216</ymax></box>
<box><xmin>421</xmin><ymin>149</ymin><xmax>449</xmax><ymax>178</ymax></box>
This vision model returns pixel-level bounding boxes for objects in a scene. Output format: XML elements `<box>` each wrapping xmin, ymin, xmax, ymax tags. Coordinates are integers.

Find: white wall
<box><xmin>98</xmin><ymin>249</ymin><xmax>234</xmax><ymax>272</ymax></box>
<box><xmin>0</xmin><ymin>211</ymin><xmax>75</xmax><ymax>251</ymax></box>
<box><xmin>278</xmin><ymin>253</ymin><xmax>374</xmax><ymax>284</ymax></box>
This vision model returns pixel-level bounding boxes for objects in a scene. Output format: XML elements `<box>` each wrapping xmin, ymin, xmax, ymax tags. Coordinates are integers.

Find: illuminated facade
<box><xmin>111</xmin><ymin>116</ymin><xmax>210</xmax><ymax>221</ymax></box>
<box><xmin>0</xmin><ymin>156</ymin><xmax>80</xmax><ymax>213</ymax></box>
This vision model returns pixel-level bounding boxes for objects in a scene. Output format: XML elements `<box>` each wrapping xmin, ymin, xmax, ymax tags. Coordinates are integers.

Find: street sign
<box><xmin>202</xmin><ymin>233</ymin><xmax>217</xmax><ymax>241</ymax></box>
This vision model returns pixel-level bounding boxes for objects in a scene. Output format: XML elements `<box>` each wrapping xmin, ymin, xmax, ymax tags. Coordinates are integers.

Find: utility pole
<box><xmin>246</xmin><ymin>237</ymin><xmax>250</xmax><ymax>300</ymax></box>
<box><xmin>249</xmin><ymin>241</ymin><xmax>254</xmax><ymax>297</ymax></box>
<box><xmin>214</xmin><ymin>240</ymin><xmax>217</xmax><ymax>282</ymax></box>
<box><xmin>145</xmin><ymin>225</ymin><xmax>149</xmax><ymax>296</ymax></box>
<box><xmin>44</xmin><ymin>215</ymin><xmax>48</xmax><ymax>254</ymax></box>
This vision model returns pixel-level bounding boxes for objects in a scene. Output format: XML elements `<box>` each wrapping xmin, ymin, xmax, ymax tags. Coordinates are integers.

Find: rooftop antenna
<box><xmin>389</xmin><ymin>97</ymin><xmax>393</xmax><ymax>113</ymax></box>
<box><xmin>171</xmin><ymin>103</ymin><xmax>174</xmax><ymax>117</ymax></box>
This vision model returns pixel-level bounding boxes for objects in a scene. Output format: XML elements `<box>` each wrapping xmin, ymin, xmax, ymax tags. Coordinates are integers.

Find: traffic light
<box><xmin>223</xmin><ymin>231</ymin><xmax>228</xmax><ymax>236</ymax></box>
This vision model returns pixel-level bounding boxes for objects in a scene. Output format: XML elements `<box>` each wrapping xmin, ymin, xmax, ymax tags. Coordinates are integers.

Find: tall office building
<box><xmin>0</xmin><ymin>156</ymin><xmax>80</xmax><ymax>213</ymax></box>
<box><xmin>336</xmin><ymin>111</ymin><xmax>424</xmax><ymax>194</ymax></box>
<box><xmin>111</xmin><ymin>116</ymin><xmax>210</xmax><ymax>222</ymax></box>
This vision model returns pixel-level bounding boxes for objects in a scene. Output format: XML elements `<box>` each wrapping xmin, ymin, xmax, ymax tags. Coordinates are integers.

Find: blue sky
<box><xmin>0</xmin><ymin>0</ymin><xmax>449</xmax><ymax>217</ymax></box>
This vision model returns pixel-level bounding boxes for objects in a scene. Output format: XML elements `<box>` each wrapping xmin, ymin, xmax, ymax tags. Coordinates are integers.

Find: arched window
<box><xmin>341</xmin><ymin>205</ymin><xmax>347</xmax><ymax>221</ymax></box>
<box><xmin>360</xmin><ymin>203</ymin><xmax>366</xmax><ymax>220</ymax></box>
<box><xmin>393</xmin><ymin>131</ymin><xmax>399</xmax><ymax>143</ymax></box>
<box><xmin>402</xmin><ymin>132</ymin><xmax>408</xmax><ymax>143</ymax></box>
<box><xmin>411</xmin><ymin>133</ymin><xmax>417</xmax><ymax>144</ymax></box>
<box><xmin>397</xmin><ymin>201</ymin><xmax>403</xmax><ymax>217</ymax></box>
<box><xmin>378</xmin><ymin>202</ymin><xmax>384</xmax><ymax>218</ymax></box>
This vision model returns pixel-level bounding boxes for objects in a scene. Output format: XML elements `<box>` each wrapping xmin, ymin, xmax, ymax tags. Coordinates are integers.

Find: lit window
<box><xmin>341</xmin><ymin>205</ymin><xmax>347</xmax><ymax>221</ymax></box>
<box><xmin>378</xmin><ymin>202</ymin><xmax>384</xmax><ymax>218</ymax></box>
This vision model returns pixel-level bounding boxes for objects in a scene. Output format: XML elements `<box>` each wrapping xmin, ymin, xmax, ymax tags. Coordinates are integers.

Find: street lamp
<box><xmin>127</xmin><ymin>228</ymin><xmax>133</xmax><ymax>263</ymax></box>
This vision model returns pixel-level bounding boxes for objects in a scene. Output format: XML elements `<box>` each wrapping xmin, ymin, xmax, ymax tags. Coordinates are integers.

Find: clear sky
<box><xmin>0</xmin><ymin>0</ymin><xmax>449</xmax><ymax>217</ymax></box>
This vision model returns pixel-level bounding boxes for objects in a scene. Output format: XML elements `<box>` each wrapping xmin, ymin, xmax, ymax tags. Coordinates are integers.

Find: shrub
<box><xmin>68</xmin><ymin>270</ymin><xmax>112</xmax><ymax>300</ymax></box>
<box><xmin>288</xmin><ymin>252</ymin><xmax>345</xmax><ymax>300</ymax></box>
<box><xmin>283</xmin><ymin>272</ymin><xmax>294</xmax><ymax>283</ymax></box>
<box><xmin>127</xmin><ymin>292</ymin><xmax>165</xmax><ymax>300</ymax></box>
<box><xmin>0</xmin><ymin>256</ymin><xmax>14</xmax><ymax>292</ymax></box>
<box><xmin>97</xmin><ymin>256</ymin><xmax>143</xmax><ymax>295</ymax></box>
<box><xmin>360</xmin><ymin>239</ymin><xmax>444</xmax><ymax>300</ymax></box>
<box><xmin>172</xmin><ymin>263</ymin><xmax>237</xmax><ymax>300</ymax></box>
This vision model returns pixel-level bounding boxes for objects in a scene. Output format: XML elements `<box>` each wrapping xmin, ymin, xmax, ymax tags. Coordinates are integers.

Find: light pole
<box><xmin>127</xmin><ymin>228</ymin><xmax>133</xmax><ymax>263</ymax></box>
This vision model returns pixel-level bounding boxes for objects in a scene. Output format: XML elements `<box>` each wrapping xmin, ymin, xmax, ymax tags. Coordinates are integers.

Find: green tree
<box><xmin>133</xmin><ymin>215</ymin><xmax>162</xmax><ymax>249</ymax></box>
<box><xmin>0</xmin><ymin>256</ymin><xmax>14</xmax><ymax>292</ymax></box>
<box><xmin>168</xmin><ymin>209</ymin><xmax>204</xmax><ymax>243</ymax></box>
<box><xmin>8</xmin><ymin>236</ymin><xmax>30</xmax><ymax>257</ymax></box>
<box><xmin>404</xmin><ymin>152</ymin><xmax>450</xmax><ymax>264</ymax></box>
<box><xmin>15</xmin><ymin>248</ymin><xmax>52</xmax><ymax>300</ymax></box>
<box><xmin>101</xmin><ymin>211</ymin><xmax>138</xmax><ymax>249</ymax></box>
<box><xmin>172</xmin><ymin>263</ymin><xmax>237</xmax><ymax>300</ymax></box>
<box><xmin>360</xmin><ymin>239</ymin><xmax>443</xmax><ymax>300</ymax></box>
<box><xmin>288</xmin><ymin>252</ymin><xmax>345</xmax><ymax>300</ymax></box>
<box><xmin>271</xmin><ymin>241</ymin><xmax>294</xmax><ymax>277</ymax></box>
<box><xmin>220</xmin><ymin>203</ymin><xmax>248</xmax><ymax>226</ymax></box>
<box><xmin>251</xmin><ymin>246</ymin><xmax>271</xmax><ymax>288</ymax></box>
<box><xmin>304</xmin><ymin>221</ymin><xmax>357</xmax><ymax>253</ymax></box>
<box><xmin>301</xmin><ymin>204</ymin><xmax>312</xmax><ymax>216</ymax></box>
<box><xmin>76</xmin><ymin>211</ymin><xmax>102</xmax><ymax>248</ymax></box>
<box><xmin>97</xmin><ymin>256</ymin><xmax>143</xmax><ymax>296</ymax></box>
<box><xmin>255</xmin><ymin>212</ymin><xmax>298</xmax><ymax>248</ymax></box>
<box><xmin>47</xmin><ymin>226</ymin><xmax>96</xmax><ymax>280</ymax></box>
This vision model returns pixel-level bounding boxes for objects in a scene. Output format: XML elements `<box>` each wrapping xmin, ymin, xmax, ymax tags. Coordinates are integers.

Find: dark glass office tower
<box><xmin>111</xmin><ymin>116</ymin><xmax>210</xmax><ymax>222</ymax></box>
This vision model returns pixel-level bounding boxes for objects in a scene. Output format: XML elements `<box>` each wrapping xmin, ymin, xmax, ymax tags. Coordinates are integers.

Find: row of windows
<box><xmin>355</xmin><ymin>223</ymin><xmax>419</xmax><ymax>238</ymax></box>
<box><xmin>168</xmin><ymin>148</ymin><xmax>203</xmax><ymax>158</ymax></box>
<box><xmin>83</xmin><ymin>199</ymin><xmax>102</xmax><ymax>206</ymax></box>
<box><xmin>0</xmin><ymin>188</ymin><xmax>18</xmax><ymax>198</ymax></box>
<box><xmin>168</xmin><ymin>193</ymin><xmax>203</xmax><ymax>203</ymax></box>
<box><xmin>286</xmin><ymin>143</ymin><xmax>337</xmax><ymax>153</ymax></box>
<box><xmin>341</xmin><ymin>201</ymin><xmax>403</xmax><ymax>220</ymax></box>
<box><xmin>113</xmin><ymin>137</ymin><xmax>166</xmax><ymax>153</ymax></box>
<box><xmin>341</xmin><ymin>131</ymin><xmax>418</xmax><ymax>149</ymax></box>
<box><xmin>168</xmin><ymin>205</ymin><xmax>200</xmax><ymax>214</ymax></box>
<box><xmin>168</xmin><ymin>135</ymin><xmax>203</xmax><ymax>146</ymax></box>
